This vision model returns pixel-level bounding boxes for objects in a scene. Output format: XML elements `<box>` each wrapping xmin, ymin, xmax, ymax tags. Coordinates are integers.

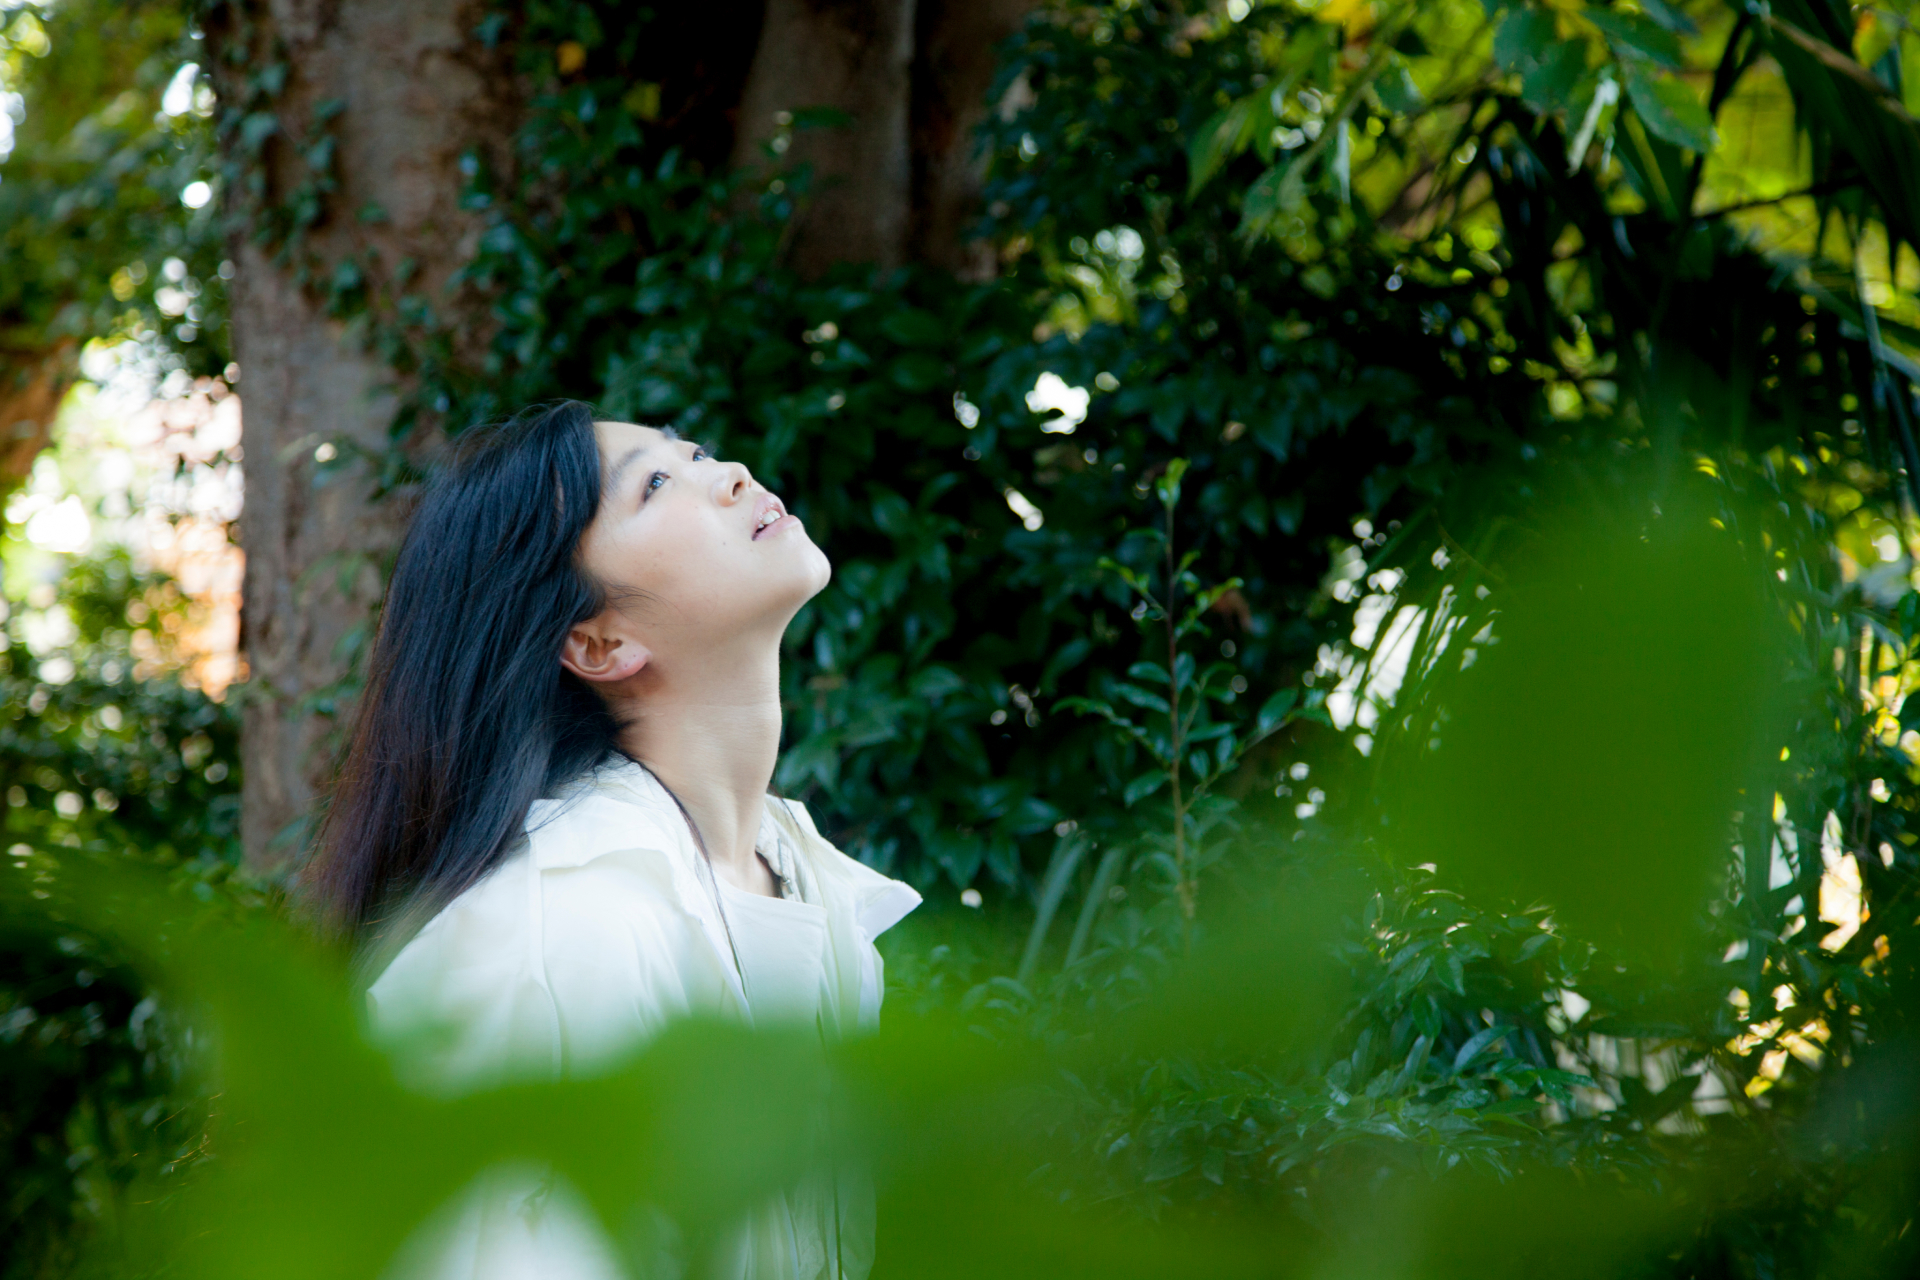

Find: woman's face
<box><xmin>573</xmin><ymin>421</ymin><xmax>830</xmax><ymax>660</ymax></box>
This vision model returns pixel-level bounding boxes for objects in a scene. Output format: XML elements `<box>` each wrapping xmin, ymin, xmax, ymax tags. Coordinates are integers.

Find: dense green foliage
<box><xmin>0</xmin><ymin>544</ymin><xmax>243</xmax><ymax>1274</ymax></box>
<box><xmin>6</xmin><ymin>0</ymin><xmax>1920</xmax><ymax>1273</ymax></box>
<box><xmin>2</xmin><ymin>6</ymin><xmax>238</xmax><ymax>1265</ymax></box>
<box><xmin>0</xmin><ymin>0</ymin><xmax>226</xmax><ymax>410</ymax></box>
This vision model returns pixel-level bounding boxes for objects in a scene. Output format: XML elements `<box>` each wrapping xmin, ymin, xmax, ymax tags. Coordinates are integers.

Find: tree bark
<box><xmin>730</xmin><ymin>0</ymin><xmax>1036</xmax><ymax>276</ymax></box>
<box><xmin>908</xmin><ymin>0</ymin><xmax>1041</xmax><ymax>279</ymax></box>
<box><xmin>204</xmin><ymin>0</ymin><xmax>515</xmax><ymax>875</ymax></box>
<box><xmin>732</xmin><ymin>0</ymin><xmax>921</xmax><ymax>275</ymax></box>
<box><xmin>0</xmin><ymin>344</ymin><xmax>76</xmax><ymax>489</ymax></box>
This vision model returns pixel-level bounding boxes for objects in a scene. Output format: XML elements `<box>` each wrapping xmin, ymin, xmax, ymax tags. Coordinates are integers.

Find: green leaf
<box><xmin>1040</xmin><ymin>637</ymin><xmax>1092</xmax><ymax>690</ymax></box>
<box><xmin>867</xmin><ymin>485</ymin><xmax>913</xmax><ymax>536</ymax></box>
<box><xmin>1156</xmin><ymin>457</ymin><xmax>1190</xmax><ymax>508</ymax></box>
<box><xmin>1622</xmin><ymin>63</ymin><xmax>1716</xmax><ymax>154</ymax></box>
<box><xmin>1128</xmin><ymin>660</ymin><xmax>1172</xmax><ymax>687</ymax></box>
<box><xmin>908</xmin><ymin>665</ymin><xmax>966</xmax><ymax>700</ymax></box>
<box><xmin>888</xmin><ymin>351</ymin><xmax>949</xmax><ymax>393</ymax></box>
<box><xmin>878</xmin><ymin>307</ymin><xmax>944</xmax><ymax>347</ymax></box>
<box><xmin>1186</xmin><ymin>92</ymin><xmax>1273</xmax><ymax>198</ymax></box>
<box><xmin>1236</xmin><ymin>163</ymin><xmax>1294</xmax><ymax>236</ymax></box>
<box><xmin>1611</xmin><ymin>105</ymin><xmax>1686</xmax><ymax>219</ymax></box>
<box><xmin>1201</xmin><ymin>1146</ymin><xmax>1227</xmax><ymax>1185</ymax></box>
<box><xmin>1098</xmin><ymin>556</ymin><xmax>1145</xmax><ymax>591</ymax></box>
<box><xmin>1124</xmin><ymin>770</ymin><xmax>1167</xmax><ymax>806</ymax></box>
<box><xmin>1492</xmin><ymin>8</ymin><xmax>1559</xmax><ymax>75</ymax></box>
<box><xmin>1514</xmin><ymin>931</ymin><xmax>1555</xmax><ymax>961</ymax></box>
<box><xmin>1172</xmin><ymin>651</ymin><xmax>1195</xmax><ymax>693</ymax></box>
<box><xmin>1452</xmin><ymin>1025</ymin><xmax>1508</xmax><ymax>1072</ymax></box>
<box><xmin>1520</xmin><ymin>39</ymin><xmax>1591</xmax><ymax>115</ymax></box>
<box><xmin>1374</xmin><ymin>59</ymin><xmax>1424</xmax><ymax>115</ymax></box>
<box><xmin>1585</xmin><ymin>10</ymin><xmax>1684</xmax><ymax>69</ymax></box>
<box><xmin>1255</xmin><ymin>688</ymin><xmax>1299</xmax><ymax>735</ymax></box>
<box><xmin>1114</xmin><ymin>683</ymin><xmax>1171</xmax><ymax>715</ymax></box>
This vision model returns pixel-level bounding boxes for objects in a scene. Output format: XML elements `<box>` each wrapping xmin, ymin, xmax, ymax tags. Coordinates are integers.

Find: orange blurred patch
<box><xmin>128</xmin><ymin>379</ymin><xmax>246</xmax><ymax>700</ymax></box>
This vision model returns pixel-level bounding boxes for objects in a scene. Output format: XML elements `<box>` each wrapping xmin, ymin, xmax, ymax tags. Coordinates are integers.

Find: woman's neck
<box><xmin>612</xmin><ymin>642</ymin><xmax>783</xmax><ymax>895</ymax></box>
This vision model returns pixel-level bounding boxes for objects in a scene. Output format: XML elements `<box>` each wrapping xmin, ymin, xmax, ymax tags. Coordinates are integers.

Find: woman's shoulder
<box><xmin>364</xmin><ymin>842</ymin><xmax>558</xmax><ymax>1085</ymax></box>
<box><xmin>368</xmin><ymin>763</ymin><xmax>699</xmax><ymax>1018</ymax></box>
<box><xmin>366</xmin><ymin>768</ymin><xmax>728</xmax><ymax>1084</ymax></box>
<box><xmin>523</xmin><ymin>757</ymin><xmax>686</xmax><ymax>870</ymax></box>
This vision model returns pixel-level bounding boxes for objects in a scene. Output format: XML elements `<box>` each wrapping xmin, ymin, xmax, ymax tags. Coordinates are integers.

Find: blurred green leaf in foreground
<box><xmin>8</xmin><ymin>501</ymin><xmax>1918</xmax><ymax>1277</ymax></box>
<box><xmin>1396</xmin><ymin>492</ymin><xmax>1794</xmax><ymax>971</ymax></box>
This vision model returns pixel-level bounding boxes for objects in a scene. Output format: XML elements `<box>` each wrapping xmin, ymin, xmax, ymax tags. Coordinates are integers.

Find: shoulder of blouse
<box><xmin>762</xmin><ymin>794</ymin><xmax>922</xmax><ymax>943</ymax></box>
<box><xmin>365</xmin><ymin>763</ymin><xmax>924</xmax><ymax>1088</ymax></box>
<box><xmin>528</xmin><ymin>760</ymin><xmax>922</xmax><ymax>942</ymax></box>
<box><xmin>521</xmin><ymin>757</ymin><xmax>688</xmax><ymax>871</ymax></box>
<box><xmin>365</xmin><ymin>762</ymin><xmax>714</xmax><ymax>1086</ymax></box>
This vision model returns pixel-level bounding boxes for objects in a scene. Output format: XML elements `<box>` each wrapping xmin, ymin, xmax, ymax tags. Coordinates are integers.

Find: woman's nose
<box><xmin>712</xmin><ymin>461</ymin><xmax>753</xmax><ymax>504</ymax></box>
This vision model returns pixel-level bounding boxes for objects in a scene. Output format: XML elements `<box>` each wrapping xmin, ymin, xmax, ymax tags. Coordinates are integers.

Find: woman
<box><xmin>304</xmin><ymin>401</ymin><xmax>920</xmax><ymax>1278</ymax></box>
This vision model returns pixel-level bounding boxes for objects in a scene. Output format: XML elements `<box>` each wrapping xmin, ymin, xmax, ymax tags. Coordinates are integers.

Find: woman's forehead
<box><xmin>592</xmin><ymin>420</ymin><xmax>673</xmax><ymax>451</ymax></box>
<box><xmin>592</xmin><ymin>420</ymin><xmax>679</xmax><ymax>469</ymax></box>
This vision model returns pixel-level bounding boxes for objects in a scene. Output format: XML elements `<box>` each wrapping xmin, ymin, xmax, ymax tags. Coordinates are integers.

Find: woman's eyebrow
<box><xmin>603</xmin><ymin>428</ymin><xmax>682</xmax><ymax>494</ymax></box>
<box><xmin>604</xmin><ymin>446</ymin><xmax>652</xmax><ymax>494</ymax></box>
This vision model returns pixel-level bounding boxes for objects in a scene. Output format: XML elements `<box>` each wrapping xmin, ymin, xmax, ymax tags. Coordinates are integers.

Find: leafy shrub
<box><xmin>1</xmin><ymin>544</ymin><xmax>247</xmax><ymax>1275</ymax></box>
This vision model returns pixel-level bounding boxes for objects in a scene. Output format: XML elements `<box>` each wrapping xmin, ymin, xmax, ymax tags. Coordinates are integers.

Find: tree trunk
<box><xmin>204</xmin><ymin>0</ymin><xmax>516</xmax><ymax>875</ymax></box>
<box><xmin>732</xmin><ymin>0</ymin><xmax>921</xmax><ymax>275</ymax></box>
<box><xmin>731</xmin><ymin>0</ymin><xmax>1036</xmax><ymax>276</ymax></box>
<box><xmin>0</xmin><ymin>344</ymin><xmax>76</xmax><ymax>489</ymax></box>
<box><xmin>908</xmin><ymin>0</ymin><xmax>1041</xmax><ymax>279</ymax></box>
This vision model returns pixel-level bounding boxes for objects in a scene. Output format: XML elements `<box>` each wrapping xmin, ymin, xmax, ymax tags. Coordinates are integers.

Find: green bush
<box><xmin>0</xmin><ymin>548</ymin><xmax>248</xmax><ymax>1275</ymax></box>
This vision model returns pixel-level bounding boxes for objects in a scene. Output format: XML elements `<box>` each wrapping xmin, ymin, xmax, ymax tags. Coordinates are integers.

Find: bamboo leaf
<box><xmin>1015</xmin><ymin>835</ymin><xmax>1086</xmax><ymax>985</ymax></box>
<box><xmin>1492</xmin><ymin>8</ymin><xmax>1558</xmax><ymax>75</ymax></box>
<box><xmin>1236</xmin><ymin>162</ymin><xmax>1296</xmax><ymax>237</ymax></box>
<box><xmin>1585</xmin><ymin>10</ymin><xmax>1684</xmax><ymax>69</ymax></box>
<box><xmin>1186</xmin><ymin>92</ymin><xmax>1274</xmax><ymax>199</ymax></box>
<box><xmin>1622</xmin><ymin>63</ymin><xmax>1717</xmax><ymax>154</ymax></box>
<box><xmin>1373</xmin><ymin>57</ymin><xmax>1424</xmax><ymax>115</ymax></box>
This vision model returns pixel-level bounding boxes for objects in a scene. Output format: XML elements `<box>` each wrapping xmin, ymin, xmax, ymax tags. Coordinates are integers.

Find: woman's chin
<box><xmin>750</xmin><ymin>547</ymin><xmax>831</xmax><ymax>624</ymax></box>
<box><xmin>804</xmin><ymin>544</ymin><xmax>833</xmax><ymax>594</ymax></box>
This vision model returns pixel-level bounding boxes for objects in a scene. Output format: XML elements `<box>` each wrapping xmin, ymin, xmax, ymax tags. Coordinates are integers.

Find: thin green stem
<box><xmin>1164</xmin><ymin>496</ymin><xmax>1193</xmax><ymax>928</ymax></box>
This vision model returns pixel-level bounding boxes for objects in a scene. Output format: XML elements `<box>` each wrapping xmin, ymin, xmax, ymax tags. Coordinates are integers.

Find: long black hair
<box><xmin>304</xmin><ymin>401</ymin><xmax>620</xmax><ymax>942</ymax></box>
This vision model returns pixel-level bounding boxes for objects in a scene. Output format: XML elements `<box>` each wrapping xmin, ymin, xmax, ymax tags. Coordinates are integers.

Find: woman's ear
<box><xmin>560</xmin><ymin>614</ymin><xmax>652</xmax><ymax>684</ymax></box>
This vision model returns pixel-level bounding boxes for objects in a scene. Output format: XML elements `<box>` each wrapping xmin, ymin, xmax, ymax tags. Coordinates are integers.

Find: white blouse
<box><xmin>367</xmin><ymin>758</ymin><xmax>921</xmax><ymax>1279</ymax></box>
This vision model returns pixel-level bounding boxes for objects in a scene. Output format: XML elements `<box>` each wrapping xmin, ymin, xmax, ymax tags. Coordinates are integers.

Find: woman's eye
<box><xmin>645</xmin><ymin>472</ymin><xmax>667</xmax><ymax>496</ymax></box>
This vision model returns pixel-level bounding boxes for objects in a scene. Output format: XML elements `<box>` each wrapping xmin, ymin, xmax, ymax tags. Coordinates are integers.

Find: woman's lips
<box><xmin>753</xmin><ymin>513</ymin><xmax>799</xmax><ymax>541</ymax></box>
<box><xmin>751</xmin><ymin>492</ymin><xmax>787</xmax><ymax>537</ymax></box>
